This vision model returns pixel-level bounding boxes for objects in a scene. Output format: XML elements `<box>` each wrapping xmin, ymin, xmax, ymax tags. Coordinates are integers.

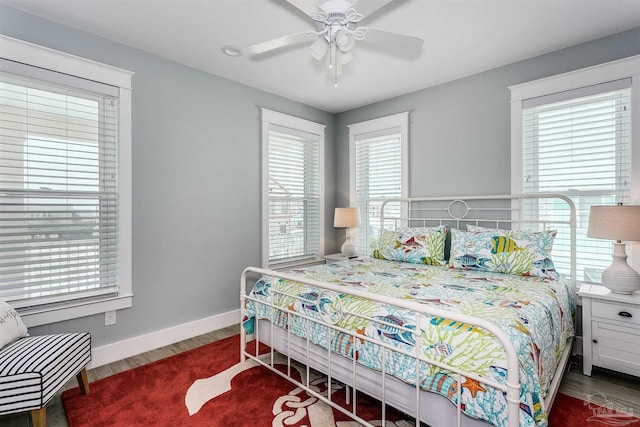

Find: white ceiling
<box><xmin>2</xmin><ymin>0</ymin><xmax>640</xmax><ymax>113</ymax></box>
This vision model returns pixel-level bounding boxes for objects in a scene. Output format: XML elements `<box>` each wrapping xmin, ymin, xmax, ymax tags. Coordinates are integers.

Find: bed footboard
<box><xmin>240</xmin><ymin>266</ymin><xmax>522</xmax><ymax>427</ymax></box>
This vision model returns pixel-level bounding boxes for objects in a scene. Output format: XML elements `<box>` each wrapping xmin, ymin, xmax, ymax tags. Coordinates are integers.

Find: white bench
<box><xmin>0</xmin><ymin>333</ymin><xmax>91</xmax><ymax>427</ymax></box>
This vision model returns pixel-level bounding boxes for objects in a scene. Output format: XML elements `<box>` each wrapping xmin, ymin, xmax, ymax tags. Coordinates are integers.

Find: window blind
<box><xmin>0</xmin><ymin>68</ymin><xmax>119</xmax><ymax>307</ymax></box>
<box><xmin>354</xmin><ymin>129</ymin><xmax>402</xmax><ymax>254</ymax></box>
<box><xmin>522</xmin><ymin>83</ymin><xmax>631</xmax><ymax>281</ymax></box>
<box><xmin>267</xmin><ymin>126</ymin><xmax>321</xmax><ymax>265</ymax></box>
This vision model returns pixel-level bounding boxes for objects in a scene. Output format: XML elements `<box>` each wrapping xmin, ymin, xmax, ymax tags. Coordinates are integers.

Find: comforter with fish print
<box><xmin>242</xmin><ymin>258</ymin><xmax>575</xmax><ymax>427</ymax></box>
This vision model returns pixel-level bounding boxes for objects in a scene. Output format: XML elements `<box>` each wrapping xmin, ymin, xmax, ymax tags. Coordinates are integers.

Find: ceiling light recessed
<box><xmin>221</xmin><ymin>45</ymin><xmax>243</xmax><ymax>57</ymax></box>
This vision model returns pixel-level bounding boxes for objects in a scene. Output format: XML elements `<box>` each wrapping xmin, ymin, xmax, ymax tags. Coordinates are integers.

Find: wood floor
<box><xmin>2</xmin><ymin>325</ymin><xmax>639</xmax><ymax>427</ymax></box>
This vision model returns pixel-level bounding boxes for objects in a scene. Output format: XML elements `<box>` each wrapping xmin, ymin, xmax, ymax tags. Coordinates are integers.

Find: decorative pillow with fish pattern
<box><xmin>467</xmin><ymin>225</ymin><xmax>558</xmax><ymax>253</ymax></box>
<box><xmin>373</xmin><ymin>225</ymin><xmax>447</xmax><ymax>265</ymax></box>
<box><xmin>448</xmin><ymin>228</ymin><xmax>558</xmax><ymax>278</ymax></box>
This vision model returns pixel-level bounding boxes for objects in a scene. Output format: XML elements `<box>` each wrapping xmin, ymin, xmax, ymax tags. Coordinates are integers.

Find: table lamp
<box><xmin>334</xmin><ymin>207</ymin><xmax>360</xmax><ymax>258</ymax></box>
<box><xmin>587</xmin><ymin>204</ymin><xmax>640</xmax><ymax>294</ymax></box>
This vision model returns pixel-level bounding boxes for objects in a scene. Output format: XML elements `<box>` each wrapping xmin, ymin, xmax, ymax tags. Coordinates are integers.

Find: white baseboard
<box><xmin>88</xmin><ymin>309</ymin><xmax>240</xmax><ymax>369</ymax></box>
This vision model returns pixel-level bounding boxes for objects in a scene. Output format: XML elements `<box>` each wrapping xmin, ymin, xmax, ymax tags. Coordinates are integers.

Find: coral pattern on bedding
<box><xmin>373</xmin><ymin>225</ymin><xmax>447</xmax><ymax>264</ymax></box>
<box><xmin>449</xmin><ymin>228</ymin><xmax>559</xmax><ymax>279</ymax></box>
<box><xmin>243</xmin><ymin>258</ymin><xmax>574</xmax><ymax>427</ymax></box>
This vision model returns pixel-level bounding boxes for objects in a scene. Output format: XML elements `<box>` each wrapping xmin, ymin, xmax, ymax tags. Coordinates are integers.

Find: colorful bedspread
<box><xmin>242</xmin><ymin>258</ymin><xmax>575</xmax><ymax>427</ymax></box>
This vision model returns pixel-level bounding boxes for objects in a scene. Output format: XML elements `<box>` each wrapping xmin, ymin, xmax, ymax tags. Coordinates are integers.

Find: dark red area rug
<box><xmin>62</xmin><ymin>334</ymin><xmax>639</xmax><ymax>426</ymax></box>
<box><xmin>62</xmin><ymin>334</ymin><xmax>409</xmax><ymax>427</ymax></box>
<box><xmin>549</xmin><ymin>392</ymin><xmax>639</xmax><ymax>426</ymax></box>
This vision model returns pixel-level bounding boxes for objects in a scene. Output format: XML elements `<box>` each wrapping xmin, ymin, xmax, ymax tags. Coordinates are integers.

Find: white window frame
<box><xmin>510</xmin><ymin>54</ymin><xmax>640</xmax><ymax>278</ymax></box>
<box><xmin>348</xmin><ymin>112</ymin><xmax>409</xmax><ymax>253</ymax></box>
<box><xmin>0</xmin><ymin>35</ymin><xmax>133</xmax><ymax>327</ymax></box>
<box><xmin>261</xmin><ymin>108</ymin><xmax>325</xmax><ymax>269</ymax></box>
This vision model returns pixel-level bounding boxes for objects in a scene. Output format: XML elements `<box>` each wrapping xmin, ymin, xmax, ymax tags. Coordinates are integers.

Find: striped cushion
<box><xmin>0</xmin><ymin>333</ymin><xmax>91</xmax><ymax>416</ymax></box>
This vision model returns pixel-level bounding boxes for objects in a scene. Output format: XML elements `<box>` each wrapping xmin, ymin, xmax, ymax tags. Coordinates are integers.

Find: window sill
<box><xmin>20</xmin><ymin>294</ymin><xmax>133</xmax><ymax>328</ymax></box>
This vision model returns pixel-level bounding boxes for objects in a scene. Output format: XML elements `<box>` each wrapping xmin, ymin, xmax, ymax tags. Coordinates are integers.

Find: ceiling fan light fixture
<box><xmin>335</xmin><ymin>51</ymin><xmax>343</xmax><ymax>76</ymax></box>
<box><xmin>335</xmin><ymin>29</ymin><xmax>355</xmax><ymax>52</ymax></box>
<box><xmin>309</xmin><ymin>37</ymin><xmax>329</xmax><ymax>60</ymax></box>
<box><xmin>341</xmin><ymin>50</ymin><xmax>354</xmax><ymax>65</ymax></box>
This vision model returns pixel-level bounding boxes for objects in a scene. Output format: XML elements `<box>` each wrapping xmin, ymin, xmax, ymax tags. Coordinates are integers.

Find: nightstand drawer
<box><xmin>592</xmin><ymin>300</ymin><xmax>640</xmax><ymax>326</ymax></box>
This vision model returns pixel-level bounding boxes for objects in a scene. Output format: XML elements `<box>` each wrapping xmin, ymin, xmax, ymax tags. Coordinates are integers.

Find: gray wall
<box><xmin>334</xmin><ymin>26</ymin><xmax>640</xmax><ymax>207</ymax></box>
<box><xmin>0</xmin><ymin>4</ymin><xmax>337</xmax><ymax>347</ymax></box>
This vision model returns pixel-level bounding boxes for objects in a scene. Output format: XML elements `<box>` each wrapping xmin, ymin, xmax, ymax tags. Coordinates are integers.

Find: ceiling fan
<box><xmin>248</xmin><ymin>0</ymin><xmax>424</xmax><ymax>86</ymax></box>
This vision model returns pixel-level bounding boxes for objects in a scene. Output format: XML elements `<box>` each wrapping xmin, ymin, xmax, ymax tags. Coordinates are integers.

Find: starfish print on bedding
<box><xmin>461</xmin><ymin>377</ymin><xmax>487</xmax><ymax>398</ymax></box>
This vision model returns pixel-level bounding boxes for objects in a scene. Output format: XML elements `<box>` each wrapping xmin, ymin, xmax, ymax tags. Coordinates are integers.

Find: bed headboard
<box><xmin>380</xmin><ymin>194</ymin><xmax>577</xmax><ymax>288</ymax></box>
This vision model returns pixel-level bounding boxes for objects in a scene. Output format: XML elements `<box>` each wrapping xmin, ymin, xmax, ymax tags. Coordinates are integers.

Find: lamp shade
<box><xmin>334</xmin><ymin>207</ymin><xmax>360</xmax><ymax>228</ymax></box>
<box><xmin>587</xmin><ymin>205</ymin><xmax>640</xmax><ymax>241</ymax></box>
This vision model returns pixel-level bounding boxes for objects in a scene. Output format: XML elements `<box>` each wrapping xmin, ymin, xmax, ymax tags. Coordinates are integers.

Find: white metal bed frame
<box><xmin>240</xmin><ymin>194</ymin><xmax>576</xmax><ymax>427</ymax></box>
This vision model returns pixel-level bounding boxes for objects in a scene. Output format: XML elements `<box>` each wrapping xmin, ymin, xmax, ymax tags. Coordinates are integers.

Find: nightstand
<box><xmin>578</xmin><ymin>283</ymin><xmax>640</xmax><ymax>377</ymax></box>
<box><xmin>324</xmin><ymin>253</ymin><xmax>360</xmax><ymax>264</ymax></box>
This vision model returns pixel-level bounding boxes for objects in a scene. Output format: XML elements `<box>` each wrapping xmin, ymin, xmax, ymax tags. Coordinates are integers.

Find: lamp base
<box><xmin>341</xmin><ymin>228</ymin><xmax>357</xmax><ymax>258</ymax></box>
<box><xmin>602</xmin><ymin>242</ymin><xmax>640</xmax><ymax>294</ymax></box>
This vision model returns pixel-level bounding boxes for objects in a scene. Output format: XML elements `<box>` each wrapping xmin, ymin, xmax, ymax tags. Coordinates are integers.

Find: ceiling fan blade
<box><xmin>248</xmin><ymin>32</ymin><xmax>313</xmax><ymax>55</ymax></box>
<box><xmin>350</xmin><ymin>0</ymin><xmax>393</xmax><ymax>19</ymax></box>
<box><xmin>285</xmin><ymin>0</ymin><xmax>322</xmax><ymax>17</ymax></box>
<box><xmin>361</xmin><ymin>28</ymin><xmax>423</xmax><ymax>57</ymax></box>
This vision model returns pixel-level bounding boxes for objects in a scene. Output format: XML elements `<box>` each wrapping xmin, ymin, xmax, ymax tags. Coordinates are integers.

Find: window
<box><xmin>0</xmin><ymin>35</ymin><xmax>132</xmax><ymax>326</ymax></box>
<box><xmin>510</xmin><ymin>56</ymin><xmax>640</xmax><ymax>283</ymax></box>
<box><xmin>349</xmin><ymin>113</ymin><xmax>408</xmax><ymax>255</ymax></box>
<box><xmin>261</xmin><ymin>109</ymin><xmax>324</xmax><ymax>268</ymax></box>
<box><xmin>522</xmin><ymin>83</ymin><xmax>630</xmax><ymax>280</ymax></box>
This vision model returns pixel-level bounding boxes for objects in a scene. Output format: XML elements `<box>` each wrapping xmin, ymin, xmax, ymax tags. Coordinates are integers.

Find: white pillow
<box><xmin>0</xmin><ymin>300</ymin><xmax>28</xmax><ymax>348</ymax></box>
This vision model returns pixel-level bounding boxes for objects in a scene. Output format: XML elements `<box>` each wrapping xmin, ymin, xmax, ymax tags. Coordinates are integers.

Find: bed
<box><xmin>240</xmin><ymin>195</ymin><xmax>576</xmax><ymax>427</ymax></box>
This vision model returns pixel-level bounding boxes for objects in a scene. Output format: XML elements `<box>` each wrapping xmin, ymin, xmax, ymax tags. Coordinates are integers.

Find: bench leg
<box><xmin>76</xmin><ymin>367</ymin><xmax>90</xmax><ymax>395</ymax></box>
<box><xmin>31</xmin><ymin>407</ymin><xmax>46</xmax><ymax>427</ymax></box>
